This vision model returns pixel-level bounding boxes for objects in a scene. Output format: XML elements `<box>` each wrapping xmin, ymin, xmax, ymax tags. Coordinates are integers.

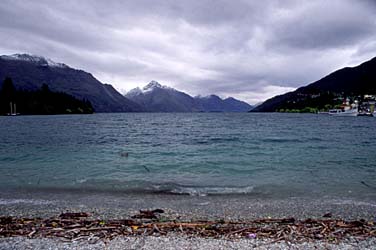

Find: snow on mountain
<box><xmin>125</xmin><ymin>81</ymin><xmax>197</xmax><ymax>112</ymax></box>
<box><xmin>142</xmin><ymin>80</ymin><xmax>175</xmax><ymax>92</ymax></box>
<box><xmin>125</xmin><ymin>81</ymin><xmax>252</xmax><ymax>112</ymax></box>
<box><xmin>0</xmin><ymin>54</ymin><xmax>68</xmax><ymax>68</ymax></box>
<box><xmin>126</xmin><ymin>87</ymin><xmax>143</xmax><ymax>98</ymax></box>
<box><xmin>126</xmin><ymin>80</ymin><xmax>176</xmax><ymax>96</ymax></box>
<box><xmin>142</xmin><ymin>80</ymin><xmax>162</xmax><ymax>91</ymax></box>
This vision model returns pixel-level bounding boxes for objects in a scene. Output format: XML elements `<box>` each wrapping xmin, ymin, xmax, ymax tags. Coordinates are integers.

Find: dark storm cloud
<box><xmin>1</xmin><ymin>0</ymin><xmax>376</xmax><ymax>103</ymax></box>
<box><xmin>269</xmin><ymin>1</ymin><xmax>376</xmax><ymax>50</ymax></box>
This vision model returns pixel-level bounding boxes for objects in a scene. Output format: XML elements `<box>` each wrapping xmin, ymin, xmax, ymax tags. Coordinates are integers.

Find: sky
<box><xmin>0</xmin><ymin>0</ymin><xmax>376</xmax><ymax>104</ymax></box>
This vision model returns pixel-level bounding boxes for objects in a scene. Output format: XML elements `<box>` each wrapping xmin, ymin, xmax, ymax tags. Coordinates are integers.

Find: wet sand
<box><xmin>0</xmin><ymin>188</ymin><xmax>375</xmax><ymax>221</ymax></box>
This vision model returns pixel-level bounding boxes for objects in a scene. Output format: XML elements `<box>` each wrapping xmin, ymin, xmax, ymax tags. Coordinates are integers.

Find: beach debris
<box><xmin>132</xmin><ymin>209</ymin><xmax>165</xmax><ymax>219</ymax></box>
<box><xmin>323</xmin><ymin>213</ymin><xmax>332</xmax><ymax>218</ymax></box>
<box><xmin>59</xmin><ymin>212</ymin><xmax>90</xmax><ymax>219</ymax></box>
<box><xmin>120</xmin><ymin>152</ymin><xmax>129</xmax><ymax>157</ymax></box>
<box><xmin>247</xmin><ymin>233</ymin><xmax>257</xmax><ymax>239</ymax></box>
<box><xmin>360</xmin><ymin>181</ymin><xmax>376</xmax><ymax>189</ymax></box>
<box><xmin>142</xmin><ymin>165</ymin><xmax>151</xmax><ymax>172</ymax></box>
<box><xmin>0</xmin><ymin>213</ymin><xmax>375</xmax><ymax>243</ymax></box>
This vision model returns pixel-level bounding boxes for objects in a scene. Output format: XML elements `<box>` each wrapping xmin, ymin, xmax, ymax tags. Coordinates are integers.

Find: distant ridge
<box><xmin>252</xmin><ymin>56</ymin><xmax>376</xmax><ymax>112</ymax></box>
<box><xmin>195</xmin><ymin>95</ymin><xmax>252</xmax><ymax>112</ymax></box>
<box><xmin>125</xmin><ymin>81</ymin><xmax>253</xmax><ymax>112</ymax></box>
<box><xmin>0</xmin><ymin>54</ymin><xmax>142</xmax><ymax>112</ymax></box>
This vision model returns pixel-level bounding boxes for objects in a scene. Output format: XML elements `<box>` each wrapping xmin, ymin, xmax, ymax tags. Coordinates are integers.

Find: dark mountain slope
<box><xmin>222</xmin><ymin>97</ymin><xmax>252</xmax><ymax>112</ymax></box>
<box><xmin>0</xmin><ymin>54</ymin><xmax>142</xmax><ymax>112</ymax></box>
<box><xmin>0</xmin><ymin>77</ymin><xmax>93</xmax><ymax>115</ymax></box>
<box><xmin>252</xmin><ymin>56</ymin><xmax>376</xmax><ymax>112</ymax></box>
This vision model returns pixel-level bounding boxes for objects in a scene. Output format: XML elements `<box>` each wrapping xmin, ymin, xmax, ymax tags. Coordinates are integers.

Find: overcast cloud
<box><xmin>1</xmin><ymin>0</ymin><xmax>376</xmax><ymax>104</ymax></box>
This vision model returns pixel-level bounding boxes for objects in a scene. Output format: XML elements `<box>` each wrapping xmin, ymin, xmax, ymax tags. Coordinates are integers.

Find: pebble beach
<box><xmin>1</xmin><ymin>189</ymin><xmax>376</xmax><ymax>249</ymax></box>
<box><xmin>1</xmin><ymin>235</ymin><xmax>376</xmax><ymax>250</ymax></box>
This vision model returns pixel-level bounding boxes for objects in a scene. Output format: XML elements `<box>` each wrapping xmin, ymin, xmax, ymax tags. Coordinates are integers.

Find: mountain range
<box><xmin>0</xmin><ymin>54</ymin><xmax>252</xmax><ymax>113</ymax></box>
<box><xmin>252</xmin><ymin>56</ymin><xmax>376</xmax><ymax>112</ymax></box>
<box><xmin>0</xmin><ymin>54</ymin><xmax>141</xmax><ymax>112</ymax></box>
<box><xmin>4</xmin><ymin>53</ymin><xmax>373</xmax><ymax>114</ymax></box>
<box><xmin>125</xmin><ymin>81</ymin><xmax>253</xmax><ymax>112</ymax></box>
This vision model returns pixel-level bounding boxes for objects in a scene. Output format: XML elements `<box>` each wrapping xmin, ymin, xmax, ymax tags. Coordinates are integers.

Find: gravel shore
<box><xmin>1</xmin><ymin>235</ymin><xmax>376</xmax><ymax>250</ymax></box>
<box><xmin>1</xmin><ymin>188</ymin><xmax>376</xmax><ymax>221</ymax></box>
<box><xmin>1</xmin><ymin>189</ymin><xmax>375</xmax><ymax>249</ymax></box>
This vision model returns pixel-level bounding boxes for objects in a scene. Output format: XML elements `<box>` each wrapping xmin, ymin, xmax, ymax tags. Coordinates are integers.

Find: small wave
<box><xmin>188</xmin><ymin>137</ymin><xmax>241</xmax><ymax>145</ymax></box>
<box><xmin>209</xmin><ymin>137</ymin><xmax>241</xmax><ymax>143</ymax></box>
<box><xmin>262</xmin><ymin>137</ymin><xmax>303</xmax><ymax>143</ymax></box>
<box><xmin>0</xmin><ymin>198</ymin><xmax>54</xmax><ymax>205</ymax></box>
<box><xmin>75</xmin><ymin>178</ymin><xmax>87</xmax><ymax>184</ymax></box>
<box><xmin>330</xmin><ymin>199</ymin><xmax>376</xmax><ymax>207</ymax></box>
<box><xmin>308</xmin><ymin>137</ymin><xmax>324</xmax><ymax>142</ymax></box>
<box><xmin>151</xmin><ymin>184</ymin><xmax>254</xmax><ymax>196</ymax></box>
<box><xmin>307</xmin><ymin>145</ymin><xmax>328</xmax><ymax>150</ymax></box>
<box><xmin>58</xmin><ymin>179</ymin><xmax>256</xmax><ymax>197</ymax></box>
<box><xmin>0</xmin><ymin>156</ymin><xmax>18</xmax><ymax>162</ymax></box>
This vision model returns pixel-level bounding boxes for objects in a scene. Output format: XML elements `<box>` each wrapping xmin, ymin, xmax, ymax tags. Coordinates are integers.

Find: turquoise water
<box><xmin>0</xmin><ymin>113</ymin><xmax>375</xmax><ymax>199</ymax></box>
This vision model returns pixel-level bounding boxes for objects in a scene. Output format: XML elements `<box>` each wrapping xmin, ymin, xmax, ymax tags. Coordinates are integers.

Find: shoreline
<box><xmin>1</xmin><ymin>190</ymin><xmax>376</xmax><ymax>249</ymax></box>
<box><xmin>1</xmin><ymin>188</ymin><xmax>376</xmax><ymax>221</ymax></box>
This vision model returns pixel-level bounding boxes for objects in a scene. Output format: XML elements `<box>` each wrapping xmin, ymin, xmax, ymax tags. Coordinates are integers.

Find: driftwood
<box><xmin>131</xmin><ymin>209</ymin><xmax>165</xmax><ymax>219</ymax></box>
<box><xmin>59</xmin><ymin>212</ymin><xmax>90</xmax><ymax>219</ymax></box>
<box><xmin>0</xmin><ymin>210</ymin><xmax>375</xmax><ymax>243</ymax></box>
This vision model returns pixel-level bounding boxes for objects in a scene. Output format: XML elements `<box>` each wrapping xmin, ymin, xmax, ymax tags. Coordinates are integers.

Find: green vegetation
<box><xmin>275</xmin><ymin>92</ymin><xmax>343</xmax><ymax>113</ymax></box>
<box><xmin>0</xmin><ymin>77</ymin><xmax>94</xmax><ymax>115</ymax></box>
<box><xmin>252</xmin><ymin>56</ymin><xmax>376</xmax><ymax>112</ymax></box>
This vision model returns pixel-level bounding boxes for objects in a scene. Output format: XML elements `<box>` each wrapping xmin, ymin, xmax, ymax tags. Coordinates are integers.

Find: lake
<box><xmin>0</xmin><ymin>113</ymin><xmax>375</xmax><ymax>200</ymax></box>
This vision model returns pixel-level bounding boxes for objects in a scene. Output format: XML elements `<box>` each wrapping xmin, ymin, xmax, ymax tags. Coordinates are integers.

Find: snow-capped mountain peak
<box><xmin>196</xmin><ymin>94</ymin><xmax>221</xmax><ymax>100</ymax></box>
<box><xmin>0</xmin><ymin>53</ymin><xmax>68</xmax><ymax>68</ymax></box>
<box><xmin>125</xmin><ymin>80</ymin><xmax>252</xmax><ymax>112</ymax></box>
<box><xmin>126</xmin><ymin>81</ymin><xmax>179</xmax><ymax>98</ymax></box>
<box><xmin>126</xmin><ymin>87</ymin><xmax>143</xmax><ymax>98</ymax></box>
<box><xmin>143</xmin><ymin>80</ymin><xmax>163</xmax><ymax>91</ymax></box>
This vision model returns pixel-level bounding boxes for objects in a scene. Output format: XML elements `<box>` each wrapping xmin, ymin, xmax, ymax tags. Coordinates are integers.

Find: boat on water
<box><xmin>328</xmin><ymin>99</ymin><xmax>358</xmax><ymax>117</ymax></box>
<box><xmin>329</xmin><ymin>108</ymin><xmax>358</xmax><ymax>116</ymax></box>
<box><xmin>357</xmin><ymin>96</ymin><xmax>376</xmax><ymax>117</ymax></box>
<box><xmin>357</xmin><ymin>110</ymin><xmax>374</xmax><ymax>117</ymax></box>
<box><xmin>6</xmin><ymin>102</ymin><xmax>20</xmax><ymax>116</ymax></box>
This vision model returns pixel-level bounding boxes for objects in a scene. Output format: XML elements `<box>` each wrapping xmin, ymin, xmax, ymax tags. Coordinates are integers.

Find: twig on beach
<box><xmin>0</xmin><ymin>212</ymin><xmax>375</xmax><ymax>243</ymax></box>
<box><xmin>132</xmin><ymin>209</ymin><xmax>164</xmax><ymax>220</ymax></box>
<box><xmin>59</xmin><ymin>212</ymin><xmax>89</xmax><ymax>219</ymax></box>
